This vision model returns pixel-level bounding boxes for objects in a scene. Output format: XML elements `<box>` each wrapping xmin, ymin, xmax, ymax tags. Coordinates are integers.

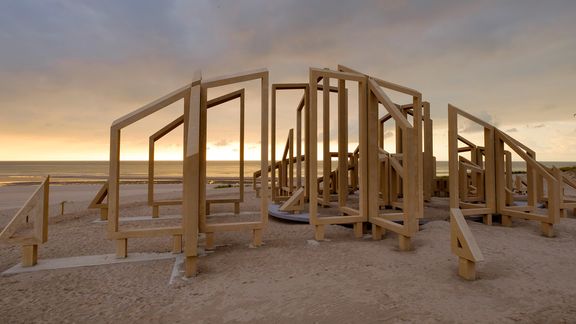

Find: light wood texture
<box><xmin>198</xmin><ymin>69</ymin><xmax>269</xmax><ymax>248</ymax></box>
<box><xmin>0</xmin><ymin>177</ymin><xmax>50</xmax><ymax>267</ymax></box>
<box><xmin>450</xmin><ymin>208</ymin><xmax>484</xmax><ymax>280</ymax></box>
<box><xmin>88</xmin><ymin>182</ymin><xmax>108</xmax><ymax>220</ymax></box>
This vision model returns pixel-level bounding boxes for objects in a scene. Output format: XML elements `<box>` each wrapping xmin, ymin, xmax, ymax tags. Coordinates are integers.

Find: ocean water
<box><xmin>0</xmin><ymin>160</ymin><xmax>574</xmax><ymax>186</ymax></box>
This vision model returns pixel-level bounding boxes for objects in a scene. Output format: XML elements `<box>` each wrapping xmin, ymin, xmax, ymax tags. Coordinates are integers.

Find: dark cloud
<box><xmin>1</xmin><ymin>0</ymin><xmax>575</xmax><ymax>159</ymax></box>
<box><xmin>506</xmin><ymin>128</ymin><xmax>518</xmax><ymax>133</ymax></box>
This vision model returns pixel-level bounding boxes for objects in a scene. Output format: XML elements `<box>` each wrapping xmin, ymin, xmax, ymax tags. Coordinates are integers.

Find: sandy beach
<box><xmin>0</xmin><ymin>178</ymin><xmax>575</xmax><ymax>323</ymax></box>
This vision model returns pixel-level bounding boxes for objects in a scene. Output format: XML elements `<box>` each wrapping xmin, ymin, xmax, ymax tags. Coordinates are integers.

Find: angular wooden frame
<box><xmin>0</xmin><ymin>176</ymin><xmax>50</xmax><ymax>267</ymax></box>
<box><xmin>450</xmin><ymin>208</ymin><xmax>484</xmax><ymax>280</ymax></box>
<box><xmin>448</xmin><ymin>104</ymin><xmax>496</xmax><ymax>223</ymax></box>
<box><xmin>308</xmin><ymin>67</ymin><xmax>367</xmax><ymax>241</ymax></box>
<box><xmin>147</xmin><ymin>89</ymin><xmax>246</xmax><ymax>217</ymax></box>
<box><xmin>88</xmin><ymin>181</ymin><xmax>108</xmax><ymax>221</ymax></box>
<box><xmin>198</xmin><ymin>69</ymin><xmax>269</xmax><ymax>249</ymax></box>
<box><xmin>366</xmin><ymin>77</ymin><xmax>421</xmax><ymax>251</ymax></box>
<box><xmin>108</xmin><ymin>81</ymin><xmax>198</xmax><ymax>258</ymax></box>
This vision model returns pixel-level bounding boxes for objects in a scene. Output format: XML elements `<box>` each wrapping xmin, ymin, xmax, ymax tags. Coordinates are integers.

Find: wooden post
<box><xmin>205</xmin><ymin>232</ymin><xmax>215</xmax><ymax>250</ymax></box>
<box><xmin>322</xmin><ymin>76</ymin><xmax>331</xmax><ymax>206</ymax></box>
<box><xmin>22</xmin><ymin>245</ymin><xmax>38</xmax><ymax>267</ymax></box>
<box><xmin>116</xmin><ymin>238</ymin><xmax>127</xmax><ymax>258</ymax></box>
<box><xmin>172</xmin><ymin>234</ymin><xmax>182</xmax><ymax>254</ymax></box>
<box><xmin>338</xmin><ymin>80</ymin><xmax>348</xmax><ymax>208</ymax></box>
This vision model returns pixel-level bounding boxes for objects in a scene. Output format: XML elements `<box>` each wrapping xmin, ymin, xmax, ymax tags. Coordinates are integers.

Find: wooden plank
<box><xmin>113</xmin><ymin>227</ymin><xmax>182</xmax><ymax>239</ymax></box>
<box><xmin>111</xmin><ymin>83</ymin><xmax>193</xmax><ymax>130</ymax></box>
<box><xmin>201</xmin><ymin>68</ymin><xmax>268</xmax><ymax>88</ymax></box>
<box><xmin>183</xmin><ymin>73</ymin><xmax>201</xmax><ymax>276</ymax></box>
<box><xmin>450</xmin><ymin>208</ymin><xmax>484</xmax><ymax>262</ymax></box>
<box><xmin>88</xmin><ymin>182</ymin><xmax>108</xmax><ymax>208</ymax></box>
<box><xmin>316</xmin><ymin>215</ymin><xmax>364</xmax><ymax>225</ymax></box>
<box><xmin>205</xmin><ymin>222</ymin><xmax>263</xmax><ymax>232</ymax></box>
<box><xmin>322</xmin><ymin>76</ymin><xmax>331</xmax><ymax>205</ymax></box>
<box><xmin>368</xmin><ymin>79</ymin><xmax>412</xmax><ymax>130</ymax></box>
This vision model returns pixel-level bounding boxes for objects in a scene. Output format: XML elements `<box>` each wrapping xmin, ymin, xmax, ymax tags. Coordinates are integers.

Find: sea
<box><xmin>0</xmin><ymin>160</ymin><xmax>575</xmax><ymax>186</ymax></box>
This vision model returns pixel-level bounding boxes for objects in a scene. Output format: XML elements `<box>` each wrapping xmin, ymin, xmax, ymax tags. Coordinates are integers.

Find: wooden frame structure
<box><xmin>364</xmin><ymin>72</ymin><xmax>422</xmax><ymax>250</ymax></box>
<box><xmin>0</xmin><ymin>177</ymin><xmax>50</xmax><ymax>267</ymax></box>
<box><xmin>448</xmin><ymin>105</ymin><xmax>497</xmax><ymax>224</ymax></box>
<box><xmin>107</xmin><ymin>69</ymin><xmax>268</xmax><ymax>276</ymax></box>
<box><xmin>198</xmin><ymin>69</ymin><xmax>269</xmax><ymax>250</ymax></box>
<box><xmin>379</xmin><ymin>102</ymin><xmax>434</xmax><ymax>202</ymax></box>
<box><xmin>308</xmin><ymin>67</ymin><xmax>368</xmax><ymax>241</ymax></box>
<box><xmin>147</xmin><ymin>89</ymin><xmax>246</xmax><ymax>217</ymax></box>
<box><xmin>449</xmin><ymin>104</ymin><xmax>562</xmax><ymax>237</ymax></box>
<box><xmin>108</xmin><ymin>81</ymin><xmax>198</xmax><ymax>259</ymax></box>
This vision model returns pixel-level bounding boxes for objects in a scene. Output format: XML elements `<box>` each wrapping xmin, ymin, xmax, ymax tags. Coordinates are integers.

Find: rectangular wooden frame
<box><xmin>198</xmin><ymin>69</ymin><xmax>269</xmax><ymax>247</ymax></box>
<box><xmin>147</xmin><ymin>89</ymin><xmax>246</xmax><ymax>217</ymax></box>
<box><xmin>308</xmin><ymin>67</ymin><xmax>367</xmax><ymax>241</ymax></box>
<box><xmin>367</xmin><ymin>78</ymin><xmax>420</xmax><ymax>250</ymax></box>
<box><xmin>448</xmin><ymin>104</ymin><xmax>496</xmax><ymax>223</ymax></box>
<box><xmin>108</xmin><ymin>81</ymin><xmax>198</xmax><ymax>257</ymax></box>
<box><xmin>270</xmin><ymin>82</ymin><xmax>341</xmax><ymax>203</ymax></box>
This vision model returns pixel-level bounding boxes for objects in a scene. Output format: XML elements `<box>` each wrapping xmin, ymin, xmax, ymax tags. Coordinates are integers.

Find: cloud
<box><xmin>1</xmin><ymin>0</ymin><xmax>576</xmax><ymax>160</ymax></box>
<box><xmin>527</xmin><ymin>124</ymin><xmax>545</xmax><ymax>129</ymax></box>
<box><xmin>506</xmin><ymin>128</ymin><xmax>518</xmax><ymax>133</ymax></box>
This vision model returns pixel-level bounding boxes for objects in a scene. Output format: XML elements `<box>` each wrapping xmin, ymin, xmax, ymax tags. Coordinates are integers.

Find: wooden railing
<box><xmin>449</xmin><ymin>104</ymin><xmax>564</xmax><ymax>237</ymax></box>
<box><xmin>0</xmin><ymin>176</ymin><xmax>50</xmax><ymax>267</ymax></box>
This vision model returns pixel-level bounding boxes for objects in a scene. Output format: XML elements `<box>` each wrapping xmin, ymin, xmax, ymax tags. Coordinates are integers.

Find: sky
<box><xmin>0</xmin><ymin>0</ymin><xmax>574</xmax><ymax>161</ymax></box>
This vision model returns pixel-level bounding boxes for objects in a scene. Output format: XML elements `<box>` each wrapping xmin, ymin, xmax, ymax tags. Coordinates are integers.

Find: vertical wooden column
<box><xmin>337</xmin><ymin>80</ymin><xmax>348</xmax><ymax>208</ymax></box>
<box><xmin>308</xmin><ymin>71</ymin><xmax>321</xmax><ymax>239</ymax></box>
<box><xmin>505</xmin><ymin>151</ymin><xmax>513</xmax><ymax>206</ymax></box>
<box><xmin>448</xmin><ymin>105</ymin><xmax>459</xmax><ymax>209</ymax></box>
<box><xmin>494</xmin><ymin>133</ymin><xmax>509</xmax><ymax>226</ymax></box>
<box><xmin>367</xmin><ymin>86</ymin><xmax>380</xmax><ymax>223</ymax></box>
<box><xmin>413</xmin><ymin>97</ymin><xmax>424</xmax><ymax>219</ymax></box>
<box><xmin>271</xmin><ymin>87</ymin><xmax>277</xmax><ymax>202</ymax></box>
<box><xmin>322</xmin><ymin>77</ymin><xmax>331</xmax><ymax>205</ymax></box>
<box><xmin>483</xmin><ymin>126</ymin><xmax>496</xmax><ymax>224</ymax></box>
<box><xmin>108</xmin><ymin>128</ymin><xmax>124</xmax><ymax>257</ymax></box>
<box><xmin>288</xmin><ymin>128</ymin><xmax>294</xmax><ymax>194</ymax></box>
<box><xmin>296</xmin><ymin>101</ymin><xmax>303</xmax><ymax>189</ymax></box>
<box><xmin>260</xmin><ymin>73</ymin><xmax>270</xmax><ymax>227</ymax></box>
<box><xmin>304</xmin><ymin>89</ymin><xmax>311</xmax><ymax>200</ymax></box>
<box><xmin>183</xmin><ymin>77</ymin><xmax>201</xmax><ymax>277</ymax></box>
<box><xmin>22</xmin><ymin>245</ymin><xmax>38</xmax><ymax>267</ymax></box>
<box><xmin>239</xmin><ymin>91</ymin><xmax>245</xmax><ymax>203</ymax></box>
<box><xmin>198</xmin><ymin>85</ymin><xmax>209</xmax><ymax>245</ymax></box>
<box><xmin>423</xmin><ymin>102</ymin><xmax>433</xmax><ymax>201</ymax></box>
<box><xmin>527</xmin><ymin>151</ymin><xmax>537</xmax><ymax>207</ymax></box>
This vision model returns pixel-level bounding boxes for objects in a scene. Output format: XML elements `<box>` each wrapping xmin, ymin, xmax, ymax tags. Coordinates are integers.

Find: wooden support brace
<box><xmin>372</xmin><ymin>225</ymin><xmax>384</xmax><ymax>240</ymax></box>
<box><xmin>398</xmin><ymin>235</ymin><xmax>412</xmax><ymax>251</ymax></box>
<box><xmin>483</xmin><ymin>214</ymin><xmax>492</xmax><ymax>226</ymax></box>
<box><xmin>116</xmin><ymin>239</ymin><xmax>128</xmax><ymax>258</ymax></box>
<box><xmin>185</xmin><ymin>256</ymin><xmax>197</xmax><ymax>277</ymax></box>
<box><xmin>205</xmin><ymin>232</ymin><xmax>215</xmax><ymax>250</ymax></box>
<box><xmin>234</xmin><ymin>202</ymin><xmax>240</xmax><ymax>214</ymax></box>
<box><xmin>172</xmin><ymin>234</ymin><xmax>182</xmax><ymax>253</ymax></box>
<box><xmin>501</xmin><ymin>215</ymin><xmax>512</xmax><ymax>227</ymax></box>
<box><xmin>252</xmin><ymin>228</ymin><xmax>262</xmax><ymax>247</ymax></box>
<box><xmin>458</xmin><ymin>257</ymin><xmax>477</xmax><ymax>281</ymax></box>
<box><xmin>315</xmin><ymin>225</ymin><xmax>325</xmax><ymax>241</ymax></box>
<box><xmin>100</xmin><ymin>208</ymin><xmax>108</xmax><ymax>221</ymax></box>
<box><xmin>540</xmin><ymin>222</ymin><xmax>554</xmax><ymax>238</ymax></box>
<box><xmin>353</xmin><ymin>222</ymin><xmax>363</xmax><ymax>238</ymax></box>
<box><xmin>22</xmin><ymin>245</ymin><xmax>38</xmax><ymax>267</ymax></box>
<box><xmin>152</xmin><ymin>205</ymin><xmax>159</xmax><ymax>218</ymax></box>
